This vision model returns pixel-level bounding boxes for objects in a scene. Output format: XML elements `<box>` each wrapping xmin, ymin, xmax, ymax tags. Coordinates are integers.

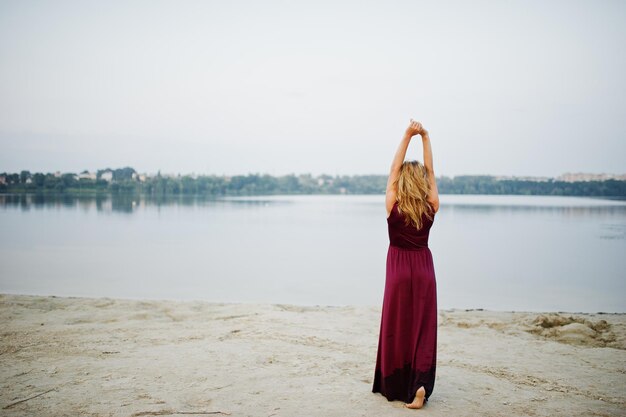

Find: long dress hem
<box><xmin>372</xmin><ymin>363</ymin><xmax>435</xmax><ymax>403</ymax></box>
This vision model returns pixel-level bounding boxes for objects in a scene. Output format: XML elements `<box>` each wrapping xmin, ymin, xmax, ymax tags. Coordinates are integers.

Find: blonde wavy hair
<box><xmin>393</xmin><ymin>160</ymin><xmax>434</xmax><ymax>230</ymax></box>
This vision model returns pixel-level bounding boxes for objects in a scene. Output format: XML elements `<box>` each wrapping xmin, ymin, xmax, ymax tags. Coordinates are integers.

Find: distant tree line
<box><xmin>1</xmin><ymin>168</ymin><xmax>625</xmax><ymax>198</ymax></box>
<box><xmin>436</xmin><ymin>175</ymin><xmax>626</xmax><ymax>197</ymax></box>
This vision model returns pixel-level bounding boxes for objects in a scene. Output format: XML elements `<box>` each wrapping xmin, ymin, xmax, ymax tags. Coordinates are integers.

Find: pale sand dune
<box><xmin>1</xmin><ymin>293</ymin><xmax>625</xmax><ymax>417</ymax></box>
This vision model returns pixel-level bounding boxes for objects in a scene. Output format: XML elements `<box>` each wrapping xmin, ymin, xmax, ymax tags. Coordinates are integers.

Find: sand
<box><xmin>1</xmin><ymin>293</ymin><xmax>625</xmax><ymax>417</ymax></box>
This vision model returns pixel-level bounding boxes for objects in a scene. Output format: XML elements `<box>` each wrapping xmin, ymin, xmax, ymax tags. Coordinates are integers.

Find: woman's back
<box><xmin>387</xmin><ymin>201</ymin><xmax>434</xmax><ymax>250</ymax></box>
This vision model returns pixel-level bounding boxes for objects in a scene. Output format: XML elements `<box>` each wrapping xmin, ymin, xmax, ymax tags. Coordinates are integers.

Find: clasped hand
<box><xmin>405</xmin><ymin>118</ymin><xmax>428</xmax><ymax>138</ymax></box>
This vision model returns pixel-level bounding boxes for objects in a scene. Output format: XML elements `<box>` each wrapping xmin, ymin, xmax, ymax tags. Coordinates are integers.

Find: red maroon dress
<box><xmin>372</xmin><ymin>200</ymin><xmax>437</xmax><ymax>404</ymax></box>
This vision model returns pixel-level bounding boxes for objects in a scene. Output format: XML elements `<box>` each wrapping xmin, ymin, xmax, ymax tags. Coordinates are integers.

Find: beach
<box><xmin>1</xmin><ymin>293</ymin><xmax>624</xmax><ymax>417</ymax></box>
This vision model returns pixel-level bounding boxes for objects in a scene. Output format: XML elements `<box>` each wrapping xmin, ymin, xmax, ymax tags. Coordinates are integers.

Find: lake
<box><xmin>1</xmin><ymin>193</ymin><xmax>624</xmax><ymax>313</ymax></box>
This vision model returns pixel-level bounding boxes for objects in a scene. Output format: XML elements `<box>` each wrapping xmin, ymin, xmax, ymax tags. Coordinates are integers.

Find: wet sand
<box><xmin>1</xmin><ymin>293</ymin><xmax>624</xmax><ymax>416</ymax></box>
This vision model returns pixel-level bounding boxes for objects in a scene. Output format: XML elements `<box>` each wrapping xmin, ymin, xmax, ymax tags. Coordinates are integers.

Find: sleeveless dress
<box><xmin>372</xmin><ymin>200</ymin><xmax>438</xmax><ymax>404</ymax></box>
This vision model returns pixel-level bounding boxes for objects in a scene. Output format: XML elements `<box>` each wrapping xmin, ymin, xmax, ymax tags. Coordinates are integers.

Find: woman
<box><xmin>372</xmin><ymin>119</ymin><xmax>439</xmax><ymax>409</ymax></box>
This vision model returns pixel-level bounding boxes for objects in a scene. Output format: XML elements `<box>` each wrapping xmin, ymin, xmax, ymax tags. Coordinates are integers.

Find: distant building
<box><xmin>78</xmin><ymin>171</ymin><xmax>97</xmax><ymax>180</ymax></box>
<box><xmin>129</xmin><ymin>172</ymin><xmax>147</xmax><ymax>182</ymax></box>
<box><xmin>100</xmin><ymin>171</ymin><xmax>113</xmax><ymax>182</ymax></box>
<box><xmin>0</xmin><ymin>175</ymin><xmax>6</xmax><ymax>185</ymax></box>
<box><xmin>556</xmin><ymin>172</ymin><xmax>626</xmax><ymax>182</ymax></box>
<box><xmin>494</xmin><ymin>175</ymin><xmax>551</xmax><ymax>182</ymax></box>
<box><xmin>493</xmin><ymin>173</ymin><xmax>626</xmax><ymax>182</ymax></box>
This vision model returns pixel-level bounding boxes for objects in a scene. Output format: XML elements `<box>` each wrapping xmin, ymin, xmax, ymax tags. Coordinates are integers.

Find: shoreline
<box><xmin>2</xmin><ymin>291</ymin><xmax>624</xmax><ymax>315</ymax></box>
<box><xmin>1</xmin><ymin>293</ymin><xmax>625</xmax><ymax>416</ymax></box>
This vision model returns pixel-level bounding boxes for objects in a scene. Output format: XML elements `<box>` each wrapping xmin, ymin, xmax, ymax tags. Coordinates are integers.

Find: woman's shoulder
<box><xmin>386</xmin><ymin>200</ymin><xmax>397</xmax><ymax>220</ymax></box>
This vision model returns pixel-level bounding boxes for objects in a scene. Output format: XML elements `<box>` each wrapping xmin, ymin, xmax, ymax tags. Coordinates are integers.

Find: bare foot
<box><xmin>404</xmin><ymin>386</ymin><xmax>426</xmax><ymax>409</ymax></box>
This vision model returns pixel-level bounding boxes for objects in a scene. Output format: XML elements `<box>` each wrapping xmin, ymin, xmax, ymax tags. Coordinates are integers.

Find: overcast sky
<box><xmin>0</xmin><ymin>0</ymin><xmax>624</xmax><ymax>177</ymax></box>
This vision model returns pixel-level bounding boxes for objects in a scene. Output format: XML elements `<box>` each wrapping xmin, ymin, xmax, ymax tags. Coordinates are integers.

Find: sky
<box><xmin>0</xmin><ymin>0</ymin><xmax>624</xmax><ymax>178</ymax></box>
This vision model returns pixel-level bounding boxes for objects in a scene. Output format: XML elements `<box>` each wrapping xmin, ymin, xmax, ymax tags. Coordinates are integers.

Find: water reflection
<box><xmin>0</xmin><ymin>193</ymin><xmax>293</xmax><ymax>214</ymax></box>
<box><xmin>2</xmin><ymin>193</ymin><xmax>625</xmax><ymax>218</ymax></box>
<box><xmin>443</xmin><ymin>203</ymin><xmax>626</xmax><ymax>218</ymax></box>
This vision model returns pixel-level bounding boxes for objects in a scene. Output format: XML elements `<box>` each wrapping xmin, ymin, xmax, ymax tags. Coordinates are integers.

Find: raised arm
<box><xmin>385</xmin><ymin>119</ymin><xmax>421</xmax><ymax>216</ymax></box>
<box><xmin>421</xmin><ymin>130</ymin><xmax>440</xmax><ymax>213</ymax></box>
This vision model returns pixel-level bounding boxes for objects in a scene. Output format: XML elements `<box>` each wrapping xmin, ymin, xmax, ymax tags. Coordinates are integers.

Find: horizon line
<box><xmin>2</xmin><ymin>169</ymin><xmax>626</xmax><ymax>180</ymax></box>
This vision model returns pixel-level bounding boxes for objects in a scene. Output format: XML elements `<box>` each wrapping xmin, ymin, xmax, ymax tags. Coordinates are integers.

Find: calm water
<box><xmin>1</xmin><ymin>193</ymin><xmax>625</xmax><ymax>313</ymax></box>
